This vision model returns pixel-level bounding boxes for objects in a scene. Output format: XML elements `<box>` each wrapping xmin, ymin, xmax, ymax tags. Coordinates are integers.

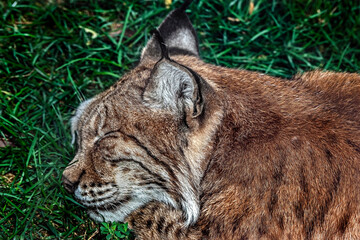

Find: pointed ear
<box><xmin>141</xmin><ymin>0</ymin><xmax>199</xmax><ymax>61</ymax></box>
<box><xmin>143</xmin><ymin>58</ymin><xmax>204</xmax><ymax>119</ymax></box>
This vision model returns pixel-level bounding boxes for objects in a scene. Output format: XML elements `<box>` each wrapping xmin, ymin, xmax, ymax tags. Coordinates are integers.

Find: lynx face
<box><xmin>63</xmin><ymin>65</ymin><xmax>215</xmax><ymax>224</ymax></box>
<box><xmin>65</xmin><ymin>96</ymin><xmax>178</xmax><ymax>223</ymax></box>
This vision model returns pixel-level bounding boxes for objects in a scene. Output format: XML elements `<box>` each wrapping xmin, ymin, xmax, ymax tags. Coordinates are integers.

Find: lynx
<box><xmin>62</xmin><ymin>1</ymin><xmax>360</xmax><ymax>239</ymax></box>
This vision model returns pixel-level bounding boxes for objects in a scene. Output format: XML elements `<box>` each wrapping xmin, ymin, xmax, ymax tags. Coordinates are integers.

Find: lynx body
<box><xmin>62</xmin><ymin>1</ymin><xmax>360</xmax><ymax>239</ymax></box>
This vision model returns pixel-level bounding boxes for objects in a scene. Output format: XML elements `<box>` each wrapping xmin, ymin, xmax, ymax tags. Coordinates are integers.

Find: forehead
<box><xmin>75</xmin><ymin>92</ymin><xmax>142</xmax><ymax>141</ymax></box>
<box><xmin>72</xmin><ymin>62</ymin><xmax>177</xmax><ymax>142</ymax></box>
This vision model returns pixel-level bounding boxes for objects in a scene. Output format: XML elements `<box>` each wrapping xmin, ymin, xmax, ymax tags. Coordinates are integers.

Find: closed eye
<box><xmin>109</xmin><ymin>158</ymin><xmax>168</xmax><ymax>184</ymax></box>
<box><xmin>94</xmin><ymin>131</ymin><xmax>120</xmax><ymax>146</ymax></box>
<box><xmin>105</xmin><ymin>158</ymin><xmax>133</xmax><ymax>163</ymax></box>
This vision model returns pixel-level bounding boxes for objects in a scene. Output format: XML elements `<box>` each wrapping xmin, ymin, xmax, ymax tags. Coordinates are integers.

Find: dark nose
<box><xmin>62</xmin><ymin>175</ymin><xmax>78</xmax><ymax>194</ymax></box>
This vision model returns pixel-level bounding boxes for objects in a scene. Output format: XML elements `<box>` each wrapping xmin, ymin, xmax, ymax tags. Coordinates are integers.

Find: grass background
<box><xmin>0</xmin><ymin>0</ymin><xmax>359</xmax><ymax>239</ymax></box>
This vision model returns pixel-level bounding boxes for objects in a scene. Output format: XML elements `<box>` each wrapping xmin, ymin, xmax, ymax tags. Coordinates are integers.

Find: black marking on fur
<box><xmin>327</xmin><ymin>133</ymin><xmax>337</xmax><ymax>143</ymax></box>
<box><xmin>134</xmin><ymin>122</ymin><xmax>143</xmax><ymax>131</ymax></box>
<box><xmin>101</xmin><ymin>104</ymin><xmax>109</xmax><ymax>129</ymax></box>
<box><xmin>178</xmin><ymin>145</ymin><xmax>186</xmax><ymax>158</ymax></box>
<box><xmin>346</xmin><ymin>139</ymin><xmax>360</xmax><ymax>153</ymax></box>
<box><xmin>130</xmin><ymin>218</ymin><xmax>136</xmax><ymax>228</ymax></box>
<box><xmin>89</xmin><ymin>195</ymin><xmax>131</xmax><ymax>211</ymax></box>
<box><xmin>146</xmin><ymin>219</ymin><xmax>153</xmax><ymax>229</ymax></box>
<box><xmin>139</xmin><ymin>175</ymin><xmax>150</xmax><ymax>181</ymax></box>
<box><xmin>299</xmin><ymin>166</ymin><xmax>309</xmax><ymax>195</ymax></box>
<box><xmin>321</xmin><ymin>169</ymin><xmax>341</xmax><ymax>224</ymax></box>
<box><xmin>338</xmin><ymin>210</ymin><xmax>351</xmax><ymax>233</ymax></box>
<box><xmin>305</xmin><ymin>168</ymin><xmax>341</xmax><ymax>238</ymax></box>
<box><xmin>88</xmin><ymin>203</ymin><xmax>115</xmax><ymax>212</ymax></box>
<box><xmin>315</xmin><ymin>169</ymin><xmax>340</xmax><ymax>227</ymax></box>
<box><xmin>89</xmin><ymin>190</ymin><xmax>95</xmax><ymax>197</ymax></box>
<box><xmin>182</xmin><ymin>107</ymin><xmax>190</xmax><ymax>129</ymax></box>
<box><xmin>232</xmin><ymin>216</ymin><xmax>242</xmax><ymax>233</ymax></box>
<box><xmin>157</xmin><ymin>217</ymin><xmax>165</xmax><ymax>233</ymax></box>
<box><xmin>215</xmin><ymin>222</ymin><xmax>223</xmax><ymax>235</ymax></box>
<box><xmin>164</xmin><ymin>221</ymin><xmax>174</xmax><ymax>234</ymax></box>
<box><xmin>231</xmin><ymin>201</ymin><xmax>251</xmax><ymax>233</ymax></box>
<box><xmin>267</xmin><ymin>147</ymin><xmax>286</xmax><ymax>216</ymax></box>
<box><xmin>140</xmin><ymin>180</ymin><xmax>169</xmax><ymax>192</ymax></box>
<box><xmin>150</xmin><ymin>204</ymin><xmax>159</xmax><ymax>213</ymax></box>
<box><xmin>83</xmin><ymin>194</ymin><xmax>113</xmax><ymax>204</ymax></box>
<box><xmin>294</xmin><ymin>201</ymin><xmax>304</xmax><ymax>221</ymax></box>
<box><xmin>272</xmin><ymin>160</ymin><xmax>284</xmax><ymax>185</ymax></box>
<box><xmin>258</xmin><ymin>216</ymin><xmax>268</xmax><ymax>237</ymax></box>
<box><xmin>305</xmin><ymin>220</ymin><xmax>315</xmax><ymax>240</ymax></box>
<box><xmin>201</xmin><ymin>224</ymin><xmax>210</xmax><ymax>237</ymax></box>
<box><xmin>119</xmin><ymin>195</ymin><xmax>132</xmax><ymax>204</ymax></box>
<box><xmin>268</xmin><ymin>190</ymin><xmax>278</xmax><ymax>215</ymax></box>
<box><xmin>278</xmin><ymin>215</ymin><xmax>284</xmax><ymax>230</ymax></box>
<box><xmin>175</xmin><ymin>227</ymin><xmax>182</xmax><ymax>238</ymax></box>
<box><xmin>136</xmin><ymin>203</ymin><xmax>150</xmax><ymax>214</ymax></box>
<box><xmin>240</xmin><ymin>234</ymin><xmax>249</xmax><ymax>240</ymax></box>
<box><xmin>334</xmin><ymin>169</ymin><xmax>341</xmax><ymax>191</ymax></box>
<box><xmin>318</xmin><ymin>203</ymin><xmax>331</xmax><ymax>226</ymax></box>
<box><xmin>325</xmin><ymin>149</ymin><xmax>333</xmax><ymax>164</ymax></box>
<box><xmin>138</xmin><ymin>210</ymin><xmax>144</xmax><ymax>216</ymax></box>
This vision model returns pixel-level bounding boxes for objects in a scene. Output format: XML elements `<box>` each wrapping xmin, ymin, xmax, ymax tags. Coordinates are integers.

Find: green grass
<box><xmin>0</xmin><ymin>0</ymin><xmax>359</xmax><ymax>239</ymax></box>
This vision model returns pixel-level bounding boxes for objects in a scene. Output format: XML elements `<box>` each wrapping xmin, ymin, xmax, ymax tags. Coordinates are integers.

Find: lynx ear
<box><xmin>141</xmin><ymin>0</ymin><xmax>199</xmax><ymax>61</ymax></box>
<box><xmin>143</xmin><ymin>58</ymin><xmax>204</xmax><ymax>119</ymax></box>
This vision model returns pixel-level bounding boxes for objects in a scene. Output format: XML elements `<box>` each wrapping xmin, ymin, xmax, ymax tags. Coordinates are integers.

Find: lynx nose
<box><xmin>62</xmin><ymin>175</ymin><xmax>78</xmax><ymax>194</ymax></box>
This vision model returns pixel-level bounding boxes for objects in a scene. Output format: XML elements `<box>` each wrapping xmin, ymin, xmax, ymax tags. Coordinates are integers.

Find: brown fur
<box><xmin>62</xmin><ymin>3</ymin><xmax>360</xmax><ymax>239</ymax></box>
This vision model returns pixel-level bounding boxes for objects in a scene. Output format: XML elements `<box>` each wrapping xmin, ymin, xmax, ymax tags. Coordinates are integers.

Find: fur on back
<box><xmin>62</xmin><ymin>1</ymin><xmax>360</xmax><ymax>239</ymax></box>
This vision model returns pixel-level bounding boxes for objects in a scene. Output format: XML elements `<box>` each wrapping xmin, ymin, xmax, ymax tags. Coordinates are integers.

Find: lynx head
<box><xmin>62</xmin><ymin>0</ymin><xmax>222</xmax><ymax>226</ymax></box>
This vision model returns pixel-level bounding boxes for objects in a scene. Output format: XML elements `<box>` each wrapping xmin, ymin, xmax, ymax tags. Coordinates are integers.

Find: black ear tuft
<box><xmin>150</xmin><ymin>29</ymin><xmax>170</xmax><ymax>60</ymax></box>
<box><xmin>141</xmin><ymin>0</ymin><xmax>199</xmax><ymax>61</ymax></box>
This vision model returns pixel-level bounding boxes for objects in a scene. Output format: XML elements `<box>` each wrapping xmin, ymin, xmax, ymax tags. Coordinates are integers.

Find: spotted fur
<box><xmin>62</xmin><ymin>1</ymin><xmax>360</xmax><ymax>239</ymax></box>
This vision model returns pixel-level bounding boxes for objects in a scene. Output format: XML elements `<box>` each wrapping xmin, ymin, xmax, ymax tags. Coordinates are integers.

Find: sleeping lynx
<box><xmin>62</xmin><ymin>1</ymin><xmax>360</xmax><ymax>239</ymax></box>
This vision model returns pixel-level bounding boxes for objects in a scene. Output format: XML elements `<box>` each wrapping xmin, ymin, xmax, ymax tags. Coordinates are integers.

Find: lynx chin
<box><xmin>62</xmin><ymin>0</ymin><xmax>360</xmax><ymax>239</ymax></box>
